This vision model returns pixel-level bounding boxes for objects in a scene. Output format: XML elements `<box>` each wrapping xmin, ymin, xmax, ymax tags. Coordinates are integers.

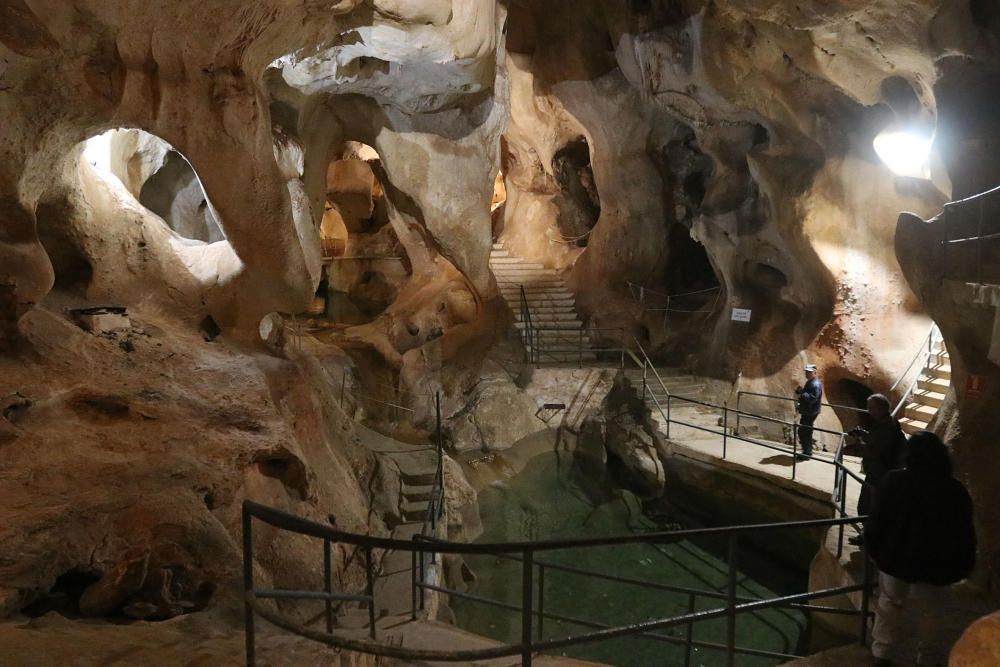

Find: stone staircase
<box><xmin>899</xmin><ymin>339</ymin><xmax>950</xmax><ymax>435</ymax></box>
<box><xmin>624</xmin><ymin>367</ymin><xmax>715</xmax><ymax>435</ymax></box>
<box><xmin>490</xmin><ymin>242</ymin><xmax>595</xmax><ymax>363</ymax></box>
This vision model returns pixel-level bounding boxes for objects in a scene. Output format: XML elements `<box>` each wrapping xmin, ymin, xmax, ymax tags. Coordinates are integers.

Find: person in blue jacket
<box><xmin>794</xmin><ymin>363</ymin><xmax>823</xmax><ymax>459</ymax></box>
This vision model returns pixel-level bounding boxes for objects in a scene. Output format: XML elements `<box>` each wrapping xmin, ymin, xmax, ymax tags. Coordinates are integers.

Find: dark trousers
<box><xmin>798</xmin><ymin>413</ymin><xmax>818</xmax><ymax>455</ymax></box>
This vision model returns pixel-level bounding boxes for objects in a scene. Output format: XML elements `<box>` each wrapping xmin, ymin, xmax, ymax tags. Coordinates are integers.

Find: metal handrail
<box><xmin>243</xmin><ymin>501</ymin><xmax>873</xmax><ymax>666</ymax></box>
<box><xmin>939</xmin><ymin>184</ymin><xmax>1000</xmax><ymax>284</ymax></box>
<box><xmin>736</xmin><ymin>390</ymin><xmax>868</xmax><ymax>415</ymax></box>
<box><xmin>891</xmin><ymin>324</ymin><xmax>941</xmax><ymax>417</ymax></box>
<box><xmin>627</xmin><ymin>340</ymin><xmax>866</xmax><ymax>557</ymax></box>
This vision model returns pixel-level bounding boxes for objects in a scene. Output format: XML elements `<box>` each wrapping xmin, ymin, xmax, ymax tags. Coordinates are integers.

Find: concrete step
<box><xmin>917</xmin><ymin>376</ymin><xmax>950</xmax><ymax>394</ymax></box>
<box><xmin>534</xmin><ymin>354</ymin><xmax>599</xmax><ymax>363</ymax></box>
<box><xmin>924</xmin><ymin>363</ymin><xmax>952</xmax><ymax>380</ymax></box>
<box><xmin>401</xmin><ymin>500</ymin><xmax>430</xmax><ymax>523</ymax></box>
<box><xmin>401</xmin><ymin>483</ymin><xmax>434</xmax><ymax>502</ymax></box>
<box><xmin>499</xmin><ymin>283</ymin><xmax>570</xmax><ymax>291</ymax></box>
<box><xmin>900</xmin><ymin>417</ymin><xmax>929</xmax><ymax>435</ymax></box>
<box><xmin>489</xmin><ymin>258</ymin><xmax>546</xmax><ymax>268</ymax></box>
<box><xmin>490</xmin><ymin>249</ymin><xmax>510</xmax><ymax>258</ymax></box>
<box><xmin>514</xmin><ymin>321</ymin><xmax>583</xmax><ymax>331</ymax></box>
<box><xmin>514</xmin><ymin>311</ymin><xmax>579</xmax><ymax>320</ymax></box>
<box><xmin>904</xmin><ymin>402</ymin><xmax>937</xmax><ymax>423</ymax></box>
<box><xmin>911</xmin><ymin>390</ymin><xmax>946</xmax><ymax>409</ymax></box>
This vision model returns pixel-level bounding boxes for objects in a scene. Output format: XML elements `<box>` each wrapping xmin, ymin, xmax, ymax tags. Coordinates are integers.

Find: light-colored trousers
<box><xmin>872</xmin><ymin>570</ymin><xmax>949</xmax><ymax>665</ymax></box>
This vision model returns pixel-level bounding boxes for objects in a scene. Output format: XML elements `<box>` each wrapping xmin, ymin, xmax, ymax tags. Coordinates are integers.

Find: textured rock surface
<box><xmin>0</xmin><ymin>301</ymin><xmax>376</xmax><ymax>621</ymax></box>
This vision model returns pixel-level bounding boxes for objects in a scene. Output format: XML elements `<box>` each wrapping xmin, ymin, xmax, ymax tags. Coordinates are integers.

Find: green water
<box><xmin>453</xmin><ymin>451</ymin><xmax>807</xmax><ymax>666</ymax></box>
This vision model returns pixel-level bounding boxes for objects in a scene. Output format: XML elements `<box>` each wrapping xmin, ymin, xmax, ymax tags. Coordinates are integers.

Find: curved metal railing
<box><xmin>243</xmin><ymin>501</ymin><xmax>872</xmax><ymax>666</ymax></box>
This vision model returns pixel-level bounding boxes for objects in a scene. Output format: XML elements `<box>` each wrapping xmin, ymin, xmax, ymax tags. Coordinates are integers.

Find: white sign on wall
<box><xmin>731</xmin><ymin>308</ymin><xmax>752</xmax><ymax>322</ymax></box>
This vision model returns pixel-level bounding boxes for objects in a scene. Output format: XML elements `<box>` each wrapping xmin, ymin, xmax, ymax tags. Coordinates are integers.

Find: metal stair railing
<box><xmin>939</xmin><ymin>184</ymin><xmax>1000</xmax><ymax>285</ymax></box>
<box><xmin>890</xmin><ymin>323</ymin><xmax>942</xmax><ymax>418</ymax></box>
<box><xmin>243</xmin><ymin>503</ymin><xmax>873</xmax><ymax>667</ymax></box>
<box><xmin>627</xmin><ymin>340</ymin><xmax>865</xmax><ymax>557</ymax></box>
<box><xmin>517</xmin><ymin>283</ymin><xmax>627</xmax><ymax>367</ymax></box>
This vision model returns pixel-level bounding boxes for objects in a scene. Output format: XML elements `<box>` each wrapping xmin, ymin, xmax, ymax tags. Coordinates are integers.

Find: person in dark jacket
<box><xmin>794</xmin><ymin>363</ymin><xmax>823</xmax><ymax>459</ymax></box>
<box><xmin>848</xmin><ymin>393</ymin><xmax>907</xmax><ymax>545</ymax></box>
<box><xmin>865</xmin><ymin>431</ymin><xmax>976</xmax><ymax>667</ymax></box>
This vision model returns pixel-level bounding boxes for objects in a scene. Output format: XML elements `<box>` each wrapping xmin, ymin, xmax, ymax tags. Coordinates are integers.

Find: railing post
<box><xmin>666</xmin><ymin>394</ymin><xmax>672</xmax><ymax>439</ymax></box>
<box><xmin>684</xmin><ymin>592</ymin><xmax>695</xmax><ymax>667</ymax></box>
<box><xmin>860</xmin><ymin>541</ymin><xmax>873</xmax><ymax>646</ymax></box>
<box><xmin>726</xmin><ymin>535</ymin><xmax>738</xmax><ymax>667</ymax></box>
<box><xmin>410</xmin><ymin>547</ymin><xmax>417</xmax><ymax>620</ymax></box>
<box><xmin>722</xmin><ymin>401</ymin><xmax>728</xmax><ymax>460</ymax></box>
<box><xmin>243</xmin><ymin>508</ymin><xmax>256</xmax><ymax>667</ymax></box>
<box><xmin>324</xmin><ymin>538</ymin><xmax>333</xmax><ymax>634</ymax></box>
<box><xmin>642</xmin><ymin>360</ymin><xmax>648</xmax><ymax>401</ymax></box>
<box><xmin>837</xmin><ymin>469</ymin><xmax>848</xmax><ymax>558</ymax></box>
<box><xmin>735</xmin><ymin>391</ymin><xmax>742</xmax><ymax>436</ymax></box>
<box><xmin>537</xmin><ymin>563</ymin><xmax>545</xmax><ymax>640</ymax></box>
<box><xmin>791</xmin><ymin>418</ymin><xmax>798</xmax><ymax>481</ymax></box>
<box><xmin>340</xmin><ymin>373</ymin><xmax>347</xmax><ymax>408</ymax></box>
<box><xmin>419</xmin><ymin>549</ymin><xmax>425</xmax><ymax>610</ymax></box>
<box><xmin>977</xmin><ymin>196</ymin><xmax>984</xmax><ymax>284</ymax></box>
<box><xmin>579</xmin><ymin>327</ymin><xmax>584</xmax><ymax>368</ymax></box>
<box><xmin>522</xmin><ymin>550</ymin><xmax>534</xmax><ymax>666</ymax></box>
<box><xmin>365</xmin><ymin>546</ymin><xmax>377</xmax><ymax>639</ymax></box>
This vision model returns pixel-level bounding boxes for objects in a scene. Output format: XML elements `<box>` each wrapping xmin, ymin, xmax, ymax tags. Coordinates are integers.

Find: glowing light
<box><xmin>82</xmin><ymin>130</ymin><xmax>115</xmax><ymax>172</ymax></box>
<box><xmin>873</xmin><ymin>130</ymin><xmax>933</xmax><ymax>179</ymax></box>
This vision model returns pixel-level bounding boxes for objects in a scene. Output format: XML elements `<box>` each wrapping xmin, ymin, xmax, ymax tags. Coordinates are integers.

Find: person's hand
<box><xmin>794</xmin><ymin>385</ymin><xmax>803</xmax><ymax>394</ymax></box>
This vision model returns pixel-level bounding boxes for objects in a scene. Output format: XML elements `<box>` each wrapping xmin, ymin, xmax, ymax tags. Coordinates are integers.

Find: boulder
<box><xmin>951</xmin><ymin>610</ymin><xmax>1000</xmax><ymax>667</ymax></box>
<box><xmin>448</xmin><ymin>380</ymin><xmax>540</xmax><ymax>452</ymax></box>
<box><xmin>443</xmin><ymin>456</ymin><xmax>482</xmax><ymax>542</ymax></box>
<box><xmin>605</xmin><ymin>410</ymin><xmax>666</xmax><ymax>498</ymax></box>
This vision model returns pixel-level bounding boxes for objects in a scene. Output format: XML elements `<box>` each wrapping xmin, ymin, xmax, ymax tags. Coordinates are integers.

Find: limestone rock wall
<box><xmin>498</xmin><ymin>0</ymin><xmax>997</xmax><ymax>409</ymax></box>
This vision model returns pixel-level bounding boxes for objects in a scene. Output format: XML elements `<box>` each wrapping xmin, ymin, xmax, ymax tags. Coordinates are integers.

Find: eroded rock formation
<box><xmin>3</xmin><ymin>0</ymin><xmax>1000</xmax><ymax>662</ymax></box>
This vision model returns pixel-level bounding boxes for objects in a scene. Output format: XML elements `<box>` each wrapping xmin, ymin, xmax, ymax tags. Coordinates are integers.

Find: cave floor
<box><xmin>0</xmin><ymin>612</ymin><xmax>602</xmax><ymax>666</ymax></box>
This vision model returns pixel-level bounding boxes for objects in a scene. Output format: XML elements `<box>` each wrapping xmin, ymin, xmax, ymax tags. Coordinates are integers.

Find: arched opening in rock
<box><xmin>665</xmin><ymin>224</ymin><xmax>721</xmax><ymax>295</ymax></box>
<box><xmin>37</xmin><ymin>129</ymin><xmax>242</xmax><ymax>295</ymax></box>
<box><xmin>552</xmin><ymin>137</ymin><xmax>600</xmax><ymax>247</ymax></box>
<box><xmin>138</xmin><ymin>152</ymin><xmax>224</xmax><ymax>243</ymax></box>
<box><xmin>21</xmin><ymin>569</ymin><xmax>100</xmax><ymax>619</ymax></box>
<box><xmin>829</xmin><ymin>378</ymin><xmax>875</xmax><ymax>431</ymax></box>
<box><xmin>317</xmin><ymin>142</ymin><xmax>408</xmax><ymax>324</ymax></box>
<box><xmin>84</xmin><ymin>129</ymin><xmax>225</xmax><ymax>244</ymax></box>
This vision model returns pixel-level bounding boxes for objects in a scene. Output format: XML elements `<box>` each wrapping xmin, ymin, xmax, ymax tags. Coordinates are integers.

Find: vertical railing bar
<box><xmin>791</xmin><ymin>416</ymin><xmax>798</xmax><ymax>481</ymax></box>
<box><xmin>419</xmin><ymin>549</ymin><xmax>425</xmax><ymax>611</ymax></box>
<box><xmin>666</xmin><ymin>394</ymin><xmax>672</xmax><ymax>439</ymax></box>
<box><xmin>243</xmin><ymin>508</ymin><xmax>256</xmax><ymax>667</ymax></box>
<box><xmin>726</xmin><ymin>535</ymin><xmax>738</xmax><ymax>667</ymax></box>
<box><xmin>684</xmin><ymin>591</ymin><xmax>695</xmax><ymax>667</ymax></box>
<box><xmin>977</xmin><ymin>196</ymin><xmax>984</xmax><ymax>284</ymax></box>
<box><xmin>410</xmin><ymin>546</ymin><xmax>417</xmax><ymax>620</ymax></box>
<box><xmin>735</xmin><ymin>391</ymin><xmax>742</xmax><ymax>436</ymax></box>
<box><xmin>642</xmin><ymin>359</ymin><xmax>648</xmax><ymax>401</ymax></box>
<box><xmin>722</xmin><ymin>401</ymin><xmax>728</xmax><ymax>460</ymax></box>
<box><xmin>365</xmin><ymin>546</ymin><xmax>376</xmax><ymax>639</ymax></box>
<box><xmin>537</xmin><ymin>563</ymin><xmax>545</xmax><ymax>640</ymax></box>
<box><xmin>860</xmin><ymin>541</ymin><xmax>872</xmax><ymax>646</ymax></box>
<box><xmin>522</xmin><ymin>550</ymin><xmax>534</xmax><ymax>666</ymax></box>
<box><xmin>324</xmin><ymin>538</ymin><xmax>333</xmax><ymax>634</ymax></box>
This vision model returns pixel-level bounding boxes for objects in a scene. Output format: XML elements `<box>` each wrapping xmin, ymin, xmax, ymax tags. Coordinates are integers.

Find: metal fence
<box><xmin>628</xmin><ymin>342</ymin><xmax>867</xmax><ymax>559</ymax></box>
<box><xmin>243</xmin><ymin>503</ymin><xmax>872</xmax><ymax>666</ymax></box>
<box><xmin>939</xmin><ymin>184</ymin><xmax>1000</xmax><ymax>284</ymax></box>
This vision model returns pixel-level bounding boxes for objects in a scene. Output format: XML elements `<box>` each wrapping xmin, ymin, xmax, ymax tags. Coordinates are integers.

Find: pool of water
<box><xmin>452</xmin><ymin>450</ymin><xmax>808</xmax><ymax>666</ymax></box>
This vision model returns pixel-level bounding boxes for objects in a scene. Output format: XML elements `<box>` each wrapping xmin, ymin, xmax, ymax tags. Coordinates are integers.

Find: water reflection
<box><xmin>453</xmin><ymin>448</ymin><xmax>806</xmax><ymax>666</ymax></box>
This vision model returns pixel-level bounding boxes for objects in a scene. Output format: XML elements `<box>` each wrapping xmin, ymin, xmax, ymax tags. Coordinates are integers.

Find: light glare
<box><xmin>873</xmin><ymin>130</ymin><xmax>932</xmax><ymax>179</ymax></box>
